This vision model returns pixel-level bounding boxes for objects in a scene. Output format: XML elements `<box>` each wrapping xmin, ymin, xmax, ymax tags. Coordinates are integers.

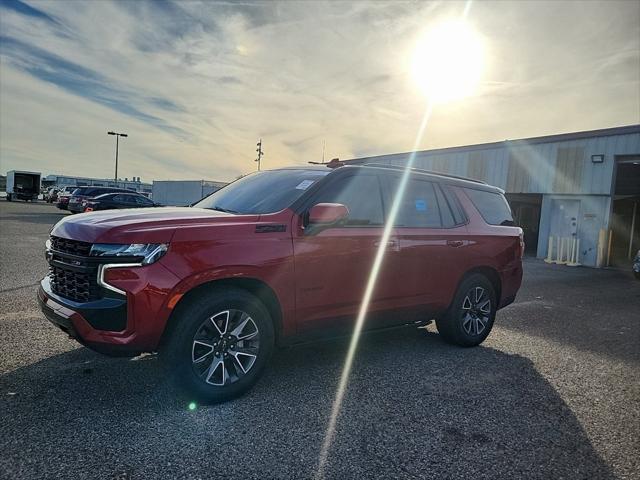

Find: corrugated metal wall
<box><xmin>350</xmin><ymin>131</ymin><xmax>640</xmax><ymax>195</ymax></box>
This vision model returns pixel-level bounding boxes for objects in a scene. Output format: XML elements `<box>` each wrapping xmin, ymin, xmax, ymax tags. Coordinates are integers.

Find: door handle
<box><xmin>374</xmin><ymin>240</ymin><xmax>397</xmax><ymax>248</ymax></box>
<box><xmin>446</xmin><ymin>240</ymin><xmax>464</xmax><ymax>248</ymax></box>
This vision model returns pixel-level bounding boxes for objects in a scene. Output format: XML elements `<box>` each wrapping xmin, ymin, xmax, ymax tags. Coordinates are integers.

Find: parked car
<box><xmin>56</xmin><ymin>186</ymin><xmax>82</xmax><ymax>210</ymax></box>
<box><xmin>633</xmin><ymin>250</ymin><xmax>640</xmax><ymax>280</ymax></box>
<box><xmin>38</xmin><ymin>164</ymin><xmax>523</xmax><ymax>403</ymax></box>
<box><xmin>45</xmin><ymin>187</ymin><xmax>59</xmax><ymax>203</ymax></box>
<box><xmin>83</xmin><ymin>192</ymin><xmax>159</xmax><ymax>212</ymax></box>
<box><xmin>67</xmin><ymin>186</ymin><xmax>136</xmax><ymax>213</ymax></box>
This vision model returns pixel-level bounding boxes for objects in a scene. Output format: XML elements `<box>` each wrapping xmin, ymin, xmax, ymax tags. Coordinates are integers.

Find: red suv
<box><xmin>38</xmin><ymin>165</ymin><xmax>523</xmax><ymax>402</ymax></box>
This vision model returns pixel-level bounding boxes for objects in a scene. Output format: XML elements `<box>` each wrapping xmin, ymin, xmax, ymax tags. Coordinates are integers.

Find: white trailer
<box><xmin>152</xmin><ymin>180</ymin><xmax>227</xmax><ymax>206</ymax></box>
<box><xmin>6</xmin><ymin>170</ymin><xmax>41</xmax><ymax>201</ymax></box>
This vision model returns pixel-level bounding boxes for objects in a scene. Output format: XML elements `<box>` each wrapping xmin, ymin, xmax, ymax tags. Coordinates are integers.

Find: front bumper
<box><xmin>38</xmin><ymin>277</ymin><xmax>139</xmax><ymax>356</ymax></box>
<box><xmin>38</xmin><ymin>261</ymin><xmax>180</xmax><ymax>356</ymax></box>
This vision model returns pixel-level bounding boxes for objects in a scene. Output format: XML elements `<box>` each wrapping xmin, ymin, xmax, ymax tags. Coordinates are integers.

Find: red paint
<box><xmin>40</xmin><ymin>167</ymin><xmax>523</xmax><ymax>355</ymax></box>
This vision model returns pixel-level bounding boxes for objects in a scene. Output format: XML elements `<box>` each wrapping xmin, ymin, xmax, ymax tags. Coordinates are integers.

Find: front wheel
<box><xmin>436</xmin><ymin>274</ymin><xmax>497</xmax><ymax>347</ymax></box>
<box><xmin>162</xmin><ymin>287</ymin><xmax>275</xmax><ymax>403</ymax></box>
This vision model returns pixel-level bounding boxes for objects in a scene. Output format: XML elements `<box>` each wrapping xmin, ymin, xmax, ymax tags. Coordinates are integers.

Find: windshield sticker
<box><xmin>295</xmin><ymin>180</ymin><xmax>315</xmax><ymax>190</ymax></box>
<box><xmin>415</xmin><ymin>199</ymin><xmax>427</xmax><ymax>211</ymax></box>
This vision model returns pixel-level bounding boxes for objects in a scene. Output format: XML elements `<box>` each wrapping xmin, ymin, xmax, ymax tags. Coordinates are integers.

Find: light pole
<box><xmin>107</xmin><ymin>131</ymin><xmax>128</xmax><ymax>182</ymax></box>
<box><xmin>255</xmin><ymin>138</ymin><xmax>264</xmax><ymax>171</ymax></box>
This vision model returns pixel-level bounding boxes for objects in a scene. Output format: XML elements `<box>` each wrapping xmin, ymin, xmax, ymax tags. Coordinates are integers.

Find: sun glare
<box><xmin>411</xmin><ymin>20</ymin><xmax>485</xmax><ymax>103</ymax></box>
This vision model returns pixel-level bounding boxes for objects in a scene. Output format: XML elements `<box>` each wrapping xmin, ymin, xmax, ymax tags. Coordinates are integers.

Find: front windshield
<box><xmin>194</xmin><ymin>169</ymin><xmax>329</xmax><ymax>214</ymax></box>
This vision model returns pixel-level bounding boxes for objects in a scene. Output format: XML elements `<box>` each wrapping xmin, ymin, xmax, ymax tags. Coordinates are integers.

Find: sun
<box><xmin>411</xmin><ymin>20</ymin><xmax>485</xmax><ymax>103</ymax></box>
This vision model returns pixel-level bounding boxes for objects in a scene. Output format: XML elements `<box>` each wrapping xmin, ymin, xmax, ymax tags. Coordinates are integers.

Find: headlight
<box><xmin>90</xmin><ymin>243</ymin><xmax>168</xmax><ymax>265</ymax></box>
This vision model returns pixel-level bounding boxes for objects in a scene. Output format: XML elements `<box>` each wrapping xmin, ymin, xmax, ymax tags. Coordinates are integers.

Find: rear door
<box><xmin>292</xmin><ymin>170</ymin><xmax>400</xmax><ymax>334</ymax></box>
<box><xmin>110</xmin><ymin>194</ymin><xmax>128</xmax><ymax>208</ymax></box>
<box><xmin>382</xmin><ymin>174</ymin><xmax>470</xmax><ymax>313</ymax></box>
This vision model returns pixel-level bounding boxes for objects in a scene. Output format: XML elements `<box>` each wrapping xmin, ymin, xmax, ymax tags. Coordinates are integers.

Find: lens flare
<box><xmin>188</xmin><ymin>402</ymin><xmax>197</xmax><ymax>411</ymax></box>
<box><xmin>315</xmin><ymin>102</ymin><xmax>434</xmax><ymax>479</ymax></box>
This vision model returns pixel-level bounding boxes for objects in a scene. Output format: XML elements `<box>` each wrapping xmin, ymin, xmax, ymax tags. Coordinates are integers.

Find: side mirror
<box><xmin>308</xmin><ymin>203</ymin><xmax>349</xmax><ymax>226</ymax></box>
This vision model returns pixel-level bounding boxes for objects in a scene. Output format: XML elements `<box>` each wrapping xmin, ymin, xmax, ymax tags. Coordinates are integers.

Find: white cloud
<box><xmin>0</xmin><ymin>0</ymin><xmax>638</xmax><ymax>182</ymax></box>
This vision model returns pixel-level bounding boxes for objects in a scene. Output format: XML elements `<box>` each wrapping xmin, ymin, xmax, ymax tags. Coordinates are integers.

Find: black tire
<box><xmin>436</xmin><ymin>274</ymin><xmax>497</xmax><ymax>347</ymax></box>
<box><xmin>162</xmin><ymin>287</ymin><xmax>275</xmax><ymax>403</ymax></box>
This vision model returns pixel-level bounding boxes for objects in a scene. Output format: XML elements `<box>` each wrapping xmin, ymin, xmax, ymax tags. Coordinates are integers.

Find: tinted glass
<box><xmin>434</xmin><ymin>184</ymin><xmax>455</xmax><ymax>228</ymax></box>
<box><xmin>111</xmin><ymin>195</ymin><xmax>125</xmax><ymax>202</ymax></box>
<box><xmin>392</xmin><ymin>178</ymin><xmax>441</xmax><ymax>228</ymax></box>
<box><xmin>464</xmin><ymin>188</ymin><xmax>514</xmax><ymax>226</ymax></box>
<box><xmin>311</xmin><ymin>174</ymin><xmax>384</xmax><ymax>226</ymax></box>
<box><xmin>441</xmin><ymin>185</ymin><xmax>467</xmax><ymax>225</ymax></box>
<box><xmin>134</xmin><ymin>196</ymin><xmax>152</xmax><ymax>205</ymax></box>
<box><xmin>195</xmin><ymin>169</ymin><xmax>329</xmax><ymax>214</ymax></box>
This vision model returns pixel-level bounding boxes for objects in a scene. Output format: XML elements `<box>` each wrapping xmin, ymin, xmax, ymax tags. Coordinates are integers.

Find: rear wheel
<box><xmin>162</xmin><ymin>287</ymin><xmax>274</xmax><ymax>403</ymax></box>
<box><xmin>436</xmin><ymin>274</ymin><xmax>497</xmax><ymax>347</ymax></box>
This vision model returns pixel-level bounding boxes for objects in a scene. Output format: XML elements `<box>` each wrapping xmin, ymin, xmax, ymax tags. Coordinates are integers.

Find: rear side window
<box><xmin>441</xmin><ymin>185</ymin><xmax>467</xmax><ymax>225</ymax></box>
<box><xmin>464</xmin><ymin>188</ymin><xmax>514</xmax><ymax>226</ymax></box>
<box><xmin>434</xmin><ymin>185</ymin><xmax>455</xmax><ymax>228</ymax></box>
<box><xmin>394</xmin><ymin>178</ymin><xmax>441</xmax><ymax>228</ymax></box>
<box><xmin>312</xmin><ymin>174</ymin><xmax>384</xmax><ymax>226</ymax></box>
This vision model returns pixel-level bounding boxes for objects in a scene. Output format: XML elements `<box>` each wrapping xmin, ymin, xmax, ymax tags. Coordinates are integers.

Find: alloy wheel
<box><xmin>461</xmin><ymin>286</ymin><xmax>492</xmax><ymax>336</ymax></box>
<box><xmin>191</xmin><ymin>309</ymin><xmax>260</xmax><ymax>386</ymax></box>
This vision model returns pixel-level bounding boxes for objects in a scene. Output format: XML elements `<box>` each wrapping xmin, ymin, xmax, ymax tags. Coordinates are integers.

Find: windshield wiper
<box><xmin>209</xmin><ymin>205</ymin><xmax>240</xmax><ymax>214</ymax></box>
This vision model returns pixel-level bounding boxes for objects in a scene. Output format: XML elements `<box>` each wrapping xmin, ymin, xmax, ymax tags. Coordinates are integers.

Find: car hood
<box><xmin>51</xmin><ymin>207</ymin><xmax>260</xmax><ymax>244</ymax></box>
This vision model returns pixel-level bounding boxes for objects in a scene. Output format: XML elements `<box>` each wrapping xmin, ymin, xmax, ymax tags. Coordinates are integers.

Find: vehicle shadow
<box><xmin>0</xmin><ymin>326</ymin><xmax>615</xmax><ymax>480</ymax></box>
<box><xmin>499</xmin><ymin>259</ymin><xmax>640</xmax><ymax>364</ymax></box>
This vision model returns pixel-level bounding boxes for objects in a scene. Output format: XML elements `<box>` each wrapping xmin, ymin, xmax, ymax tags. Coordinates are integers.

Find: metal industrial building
<box><xmin>345</xmin><ymin>124</ymin><xmax>640</xmax><ymax>268</ymax></box>
<box><xmin>152</xmin><ymin>180</ymin><xmax>227</xmax><ymax>206</ymax></box>
<box><xmin>42</xmin><ymin>174</ymin><xmax>152</xmax><ymax>194</ymax></box>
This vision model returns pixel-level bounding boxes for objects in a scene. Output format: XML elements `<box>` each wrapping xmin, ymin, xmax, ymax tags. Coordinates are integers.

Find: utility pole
<box><xmin>255</xmin><ymin>138</ymin><xmax>264</xmax><ymax>171</ymax></box>
<box><xmin>108</xmin><ymin>131</ymin><xmax>128</xmax><ymax>182</ymax></box>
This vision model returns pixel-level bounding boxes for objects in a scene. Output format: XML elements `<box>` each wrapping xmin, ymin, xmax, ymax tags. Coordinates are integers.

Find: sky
<box><xmin>0</xmin><ymin>0</ymin><xmax>639</xmax><ymax>183</ymax></box>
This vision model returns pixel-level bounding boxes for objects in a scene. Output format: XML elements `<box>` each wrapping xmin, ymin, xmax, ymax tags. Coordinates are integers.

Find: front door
<box><xmin>550</xmin><ymin>199</ymin><xmax>580</xmax><ymax>239</ymax></box>
<box><xmin>292</xmin><ymin>172</ymin><xmax>399</xmax><ymax>335</ymax></box>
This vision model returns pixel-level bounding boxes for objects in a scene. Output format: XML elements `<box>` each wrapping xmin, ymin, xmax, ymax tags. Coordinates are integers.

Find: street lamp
<box><xmin>255</xmin><ymin>138</ymin><xmax>263</xmax><ymax>171</ymax></box>
<box><xmin>107</xmin><ymin>131</ymin><xmax>128</xmax><ymax>182</ymax></box>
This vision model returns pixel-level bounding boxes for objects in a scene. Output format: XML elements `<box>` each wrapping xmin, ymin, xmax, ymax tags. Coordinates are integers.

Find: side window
<box><xmin>464</xmin><ymin>188</ymin><xmax>514</xmax><ymax>226</ymax></box>
<box><xmin>441</xmin><ymin>185</ymin><xmax>467</xmax><ymax>225</ymax></box>
<box><xmin>112</xmin><ymin>195</ymin><xmax>125</xmax><ymax>202</ymax></box>
<box><xmin>434</xmin><ymin>184</ymin><xmax>455</xmax><ymax>228</ymax></box>
<box><xmin>312</xmin><ymin>174</ymin><xmax>384</xmax><ymax>226</ymax></box>
<box><xmin>393</xmin><ymin>178</ymin><xmax>441</xmax><ymax>228</ymax></box>
<box><xmin>134</xmin><ymin>196</ymin><xmax>150</xmax><ymax>205</ymax></box>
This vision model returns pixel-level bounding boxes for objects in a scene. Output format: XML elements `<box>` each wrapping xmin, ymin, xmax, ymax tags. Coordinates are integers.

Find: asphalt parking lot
<box><xmin>0</xmin><ymin>201</ymin><xmax>638</xmax><ymax>480</ymax></box>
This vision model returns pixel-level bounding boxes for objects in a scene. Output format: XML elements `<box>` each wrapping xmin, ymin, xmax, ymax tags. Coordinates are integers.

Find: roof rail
<box><xmin>362</xmin><ymin>163</ymin><xmax>486</xmax><ymax>184</ymax></box>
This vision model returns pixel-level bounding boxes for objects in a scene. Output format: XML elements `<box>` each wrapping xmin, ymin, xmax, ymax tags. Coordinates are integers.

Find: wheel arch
<box><xmin>456</xmin><ymin>266</ymin><xmax>502</xmax><ymax>306</ymax></box>
<box><xmin>159</xmin><ymin>277</ymin><xmax>284</xmax><ymax>349</ymax></box>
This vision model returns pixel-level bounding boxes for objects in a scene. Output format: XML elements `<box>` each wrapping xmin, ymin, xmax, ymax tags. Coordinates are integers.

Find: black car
<box><xmin>67</xmin><ymin>186</ymin><xmax>136</xmax><ymax>213</ymax></box>
<box><xmin>83</xmin><ymin>192</ymin><xmax>158</xmax><ymax>212</ymax></box>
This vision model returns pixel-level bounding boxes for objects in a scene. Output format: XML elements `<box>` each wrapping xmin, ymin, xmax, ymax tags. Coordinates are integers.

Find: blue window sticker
<box><xmin>415</xmin><ymin>199</ymin><xmax>427</xmax><ymax>211</ymax></box>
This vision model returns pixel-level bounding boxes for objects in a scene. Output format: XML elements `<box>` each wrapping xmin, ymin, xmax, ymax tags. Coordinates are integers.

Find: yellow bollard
<box><xmin>555</xmin><ymin>237</ymin><xmax>567</xmax><ymax>264</ymax></box>
<box><xmin>544</xmin><ymin>236</ymin><xmax>554</xmax><ymax>263</ymax></box>
<box><xmin>567</xmin><ymin>238</ymin><xmax>581</xmax><ymax>267</ymax></box>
